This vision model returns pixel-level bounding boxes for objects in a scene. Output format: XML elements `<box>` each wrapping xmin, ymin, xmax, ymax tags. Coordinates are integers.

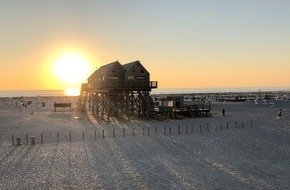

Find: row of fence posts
<box><xmin>11</xmin><ymin>121</ymin><xmax>253</xmax><ymax>146</ymax></box>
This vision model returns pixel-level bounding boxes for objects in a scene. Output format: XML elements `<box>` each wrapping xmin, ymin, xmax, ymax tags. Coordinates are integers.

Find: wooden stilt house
<box><xmin>79</xmin><ymin>60</ymin><xmax>157</xmax><ymax>120</ymax></box>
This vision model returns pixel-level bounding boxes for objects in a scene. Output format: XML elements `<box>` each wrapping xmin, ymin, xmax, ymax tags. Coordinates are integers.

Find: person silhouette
<box><xmin>278</xmin><ymin>109</ymin><xmax>282</xmax><ymax>119</ymax></box>
<box><xmin>222</xmin><ymin>108</ymin><xmax>225</xmax><ymax>117</ymax></box>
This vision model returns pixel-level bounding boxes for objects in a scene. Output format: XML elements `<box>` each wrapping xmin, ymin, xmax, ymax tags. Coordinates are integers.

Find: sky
<box><xmin>1</xmin><ymin>0</ymin><xmax>290</xmax><ymax>91</ymax></box>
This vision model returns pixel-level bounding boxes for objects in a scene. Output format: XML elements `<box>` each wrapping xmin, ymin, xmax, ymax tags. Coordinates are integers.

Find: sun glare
<box><xmin>65</xmin><ymin>88</ymin><xmax>80</xmax><ymax>96</ymax></box>
<box><xmin>53</xmin><ymin>53</ymin><xmax>91</xmax><ymax>84</ymax></box>
<box><xmin>52</xmin><ymin>52</ymin><xmax>94</xmax><ymax>96</ymax></box>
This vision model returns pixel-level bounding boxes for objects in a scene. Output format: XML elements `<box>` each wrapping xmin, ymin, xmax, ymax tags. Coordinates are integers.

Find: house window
<box><xmin>109</xmin><ymin>76</ymin><xmax>119</xmax><ymax>80</ymax></box>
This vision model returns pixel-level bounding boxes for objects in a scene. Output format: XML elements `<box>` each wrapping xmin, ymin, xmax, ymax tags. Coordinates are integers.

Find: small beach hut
<box><xmin>166</xmin><ymin>96</ymin><xmax>184</xmax><ymax>110</ymax></box>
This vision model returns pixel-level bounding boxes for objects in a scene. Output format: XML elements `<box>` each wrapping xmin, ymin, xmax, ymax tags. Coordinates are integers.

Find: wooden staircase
<box><xmin>78</xmin><ymin>83</ymin><xmax>89</xmax><ymax>112</ymax></box>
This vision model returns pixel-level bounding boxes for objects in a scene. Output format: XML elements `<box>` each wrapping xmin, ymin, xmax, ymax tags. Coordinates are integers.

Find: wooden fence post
<box><xmin>178</xmin><ymin>125</ymin><xmax>181</xmax><ymax>135</ymax></box>
<box><xmin>70</xmin><ymin>132</ymin><xmax>72</xmax><ymax>142</ymax></box>
<box><xmin>12</xmin><ymin>135</ymin><xmax>14</xmax><ymax>145</ymax></box>
<box><xmin>102</xmin><ymin>130</ymin><xmax>105</xmax><ymax>138</ymax></box>
<box><xmin>41</xmin><ymin>133</ymin><xmax>43</xmax><ymax>144</ymax></box>
<box><xmin>57</xmin><ymin>132</ymin><xmax>59</xmax><ymax>142</ymax></box>
<box><xmin>31</xmin><ymin>136</ymin><xmax>36</xmax><ymax>145</ymax></box>
<box><xmin>16</xmin><ymin>137</ymin><xmax>21</xmax><ymax>146</ymax></box>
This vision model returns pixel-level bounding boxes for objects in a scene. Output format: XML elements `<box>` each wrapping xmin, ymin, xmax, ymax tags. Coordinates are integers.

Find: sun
<box><xmin>52</xmin><ymin>52</ymin><xmax>94</xmax><ymax>96</ymax></box>
<box><xmin>53</xmin><ymin>53</ymin><xmax>91</xmax><ymax>84</ymax></box>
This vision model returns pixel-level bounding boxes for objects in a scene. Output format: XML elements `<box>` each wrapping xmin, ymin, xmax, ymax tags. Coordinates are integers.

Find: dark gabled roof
<box><xmin>87</xmin><ymin>69</ymin><xmax>98</xmax><ymax>82</ymax></box>
<box><xmin>97</xmin><ymin>61</ymin><xmax>123</xmax><ymax>75</ymax></box>
<box><xmin>88</xmin><ymin>61</ymin><xmax>123</xmax><ymax>81</ymax></box>
<box><xmin>88</xmin><ymin>60</ymin><xmax>150</xmax><ymax>82</ymax></box>
<box><xmin>122</xmin><ymin>60</ymin><xmax>149</xmax><ymax>74</ymax></box>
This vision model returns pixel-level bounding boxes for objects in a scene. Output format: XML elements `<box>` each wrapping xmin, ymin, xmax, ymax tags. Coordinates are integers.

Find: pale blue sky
<box><xmin>1</xmin><ymin>0</ymin><xmax>290</xmax><ymax>89</ymax></box>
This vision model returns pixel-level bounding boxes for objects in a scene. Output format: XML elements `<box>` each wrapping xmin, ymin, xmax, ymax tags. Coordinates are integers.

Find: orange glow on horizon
<box><xmin>65</xmin><ymin>87</ymin><xmax>80</xmax><ymax>96</ymax></box>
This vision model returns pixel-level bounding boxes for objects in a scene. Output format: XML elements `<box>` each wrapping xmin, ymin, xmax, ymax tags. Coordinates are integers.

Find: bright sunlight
<box><xmin>65</xmin><ymin>88</ymin><xmax>80</xmax><ymax>96</ymax></box>
<box><xmin>53</xmin><ymin>53</ymin><xmax>93</xmax><ymax>96</ymax></box>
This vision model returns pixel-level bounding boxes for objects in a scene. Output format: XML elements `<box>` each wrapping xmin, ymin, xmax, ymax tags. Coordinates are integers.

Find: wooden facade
<box><xmin>79</xmin><ymin>60</ymin><xmax>157</xmax><ymax>120</ymax></box>
<box><xmin>88</xmin><ymin>61</ymin><xmax>126</xmax><ymax>90</ymax></box>
<box><xmin>123</xmin><ymin>60</ymin><xmax>150</xmax><ymax>90</ymax></box>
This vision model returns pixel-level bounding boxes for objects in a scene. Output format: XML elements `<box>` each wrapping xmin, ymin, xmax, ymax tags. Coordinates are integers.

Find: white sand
<box><xmin>0</xmin><ymin>96</ymin><xmax>290</xmax><ymax>189</ymax></box>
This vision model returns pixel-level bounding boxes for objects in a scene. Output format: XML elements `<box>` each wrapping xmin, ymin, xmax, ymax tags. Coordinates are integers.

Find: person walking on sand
<box><xmin>222</xmin><ymin>108</ymin><xmax>225</xmax><ymax>117</ymax></box>
<box><xmin>278</xmin><ymin>109</ymin><xmax>282</xmax><ymax>119</ymax></box>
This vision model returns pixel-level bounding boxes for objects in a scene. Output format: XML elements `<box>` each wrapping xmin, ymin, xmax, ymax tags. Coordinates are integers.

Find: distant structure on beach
<box><xmin>79</xmin><ymin>60</ymin><xmax>158</xmax><ymax>120</ymax></box>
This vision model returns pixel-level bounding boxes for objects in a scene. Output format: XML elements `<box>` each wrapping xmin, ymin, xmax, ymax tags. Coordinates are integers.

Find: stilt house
<box><xmin>79</xmin><ymin>60</ymin><xmax>157</xmax><ymax>120</ymax></box>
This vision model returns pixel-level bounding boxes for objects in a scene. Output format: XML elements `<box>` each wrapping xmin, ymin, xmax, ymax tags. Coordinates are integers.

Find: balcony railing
<box><xmin>84</xmin><ymin>80</ymin><xmax>158</xmax><ymax>91</ymax></box>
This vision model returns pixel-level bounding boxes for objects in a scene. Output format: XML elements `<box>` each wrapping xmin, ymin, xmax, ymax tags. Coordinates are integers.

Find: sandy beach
<box><xmin>0</xmin><ymin>95</ymin><xmax>290</xmax><ymax>189</ymax></box>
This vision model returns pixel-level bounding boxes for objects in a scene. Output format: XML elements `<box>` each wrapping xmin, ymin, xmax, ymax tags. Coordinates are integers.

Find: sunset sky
<box><xmin>1</xmin><ymin>0</ymin><xmax>290</xmax><ymax>91</ymax></box>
